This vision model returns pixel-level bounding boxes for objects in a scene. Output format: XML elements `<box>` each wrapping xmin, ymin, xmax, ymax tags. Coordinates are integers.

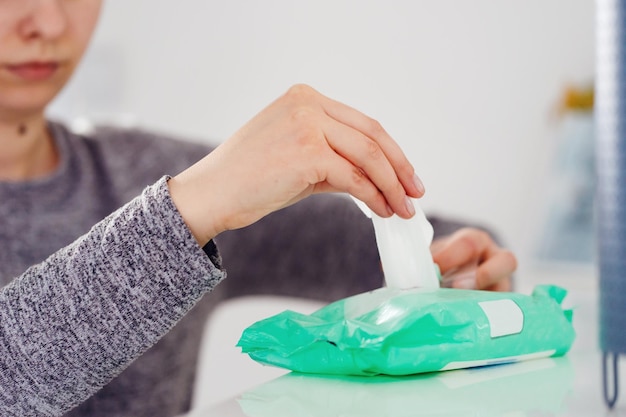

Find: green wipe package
<box><xmin>237</xmin><ymin>285</ymin><xmax>575</xmax><ymax>376</ymax></box>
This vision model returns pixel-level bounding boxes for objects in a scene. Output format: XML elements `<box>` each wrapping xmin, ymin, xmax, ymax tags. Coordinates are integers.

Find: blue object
<box><xmin>596</xmin><ymin>0</ymin><xmax>626</xmax><ymax>408</ymax></box>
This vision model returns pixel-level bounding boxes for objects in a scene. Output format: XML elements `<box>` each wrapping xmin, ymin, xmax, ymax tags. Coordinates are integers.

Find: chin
<box><xmin>0</xmin><ymin>84</ymin><xmax>65</xmax><ymax>119</ymax></box>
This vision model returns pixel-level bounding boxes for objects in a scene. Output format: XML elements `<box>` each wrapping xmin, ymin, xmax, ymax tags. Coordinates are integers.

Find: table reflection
<box><xmin>235</xmin><ymin>357</ymin><xmax>573</xmax><ymax>417</ymax></box>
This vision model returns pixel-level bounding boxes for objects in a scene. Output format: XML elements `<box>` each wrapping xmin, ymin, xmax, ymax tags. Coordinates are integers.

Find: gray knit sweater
<box><xmin>0</xmin><ymin>122</ymin><xmax>473</xmax><ymax>417</ymax></box>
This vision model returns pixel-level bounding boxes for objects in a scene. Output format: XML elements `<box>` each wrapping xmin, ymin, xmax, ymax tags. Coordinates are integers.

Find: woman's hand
<box><xmin>431</xmin><ymin>228</ymin><xmax>517</xmax><ymax>292</ymax></box>
<box><xmin>169</xmin><ymin>84</ymin><xmax>425</xmax><ymax>246</ymax></box>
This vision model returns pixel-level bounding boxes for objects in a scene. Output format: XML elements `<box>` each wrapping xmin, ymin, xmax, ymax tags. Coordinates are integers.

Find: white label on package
<box><xmin>478</xmin><ymin>299</ymin><xmax>524</xmax><ymax>338</ymax></box>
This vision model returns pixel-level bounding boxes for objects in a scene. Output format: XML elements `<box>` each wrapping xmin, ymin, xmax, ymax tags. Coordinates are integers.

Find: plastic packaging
<box><xmin>237</xmin><ymin>285</ymin><xmax>575</xmax><ymax>376</ymax></box>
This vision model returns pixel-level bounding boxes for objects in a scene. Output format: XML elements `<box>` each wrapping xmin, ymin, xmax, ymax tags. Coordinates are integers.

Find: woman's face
<box><xmin>0</xmin><ymin>0</ymin><xmax>103</xmax><ymax>119</ymax></box>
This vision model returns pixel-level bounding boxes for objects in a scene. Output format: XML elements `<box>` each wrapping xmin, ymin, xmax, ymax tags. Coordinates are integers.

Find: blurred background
<box><xmin>47</xmin><ymin>0</ymin><xmax>595</xmax><ymax>273</ymax></box>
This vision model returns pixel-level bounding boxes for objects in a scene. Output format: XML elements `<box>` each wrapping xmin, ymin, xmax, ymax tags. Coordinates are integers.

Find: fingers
<box><xmin>475</xmin><ymin>250</ymin><xmax>517</xmax><ymax>291</ymax></box>
<box><xmin>322</xmin><ymin>117</ymin><xmax>413</xmax><ymax>218</ymax></box>
<box><xmin>484</xmin><ymin>276</ymin><xmax>513</xmax><ymax>292</ymax></box>
<box><xmin>320</xmin><ymin>92</ymin><xmax>425</xmax><ymax>200</ymax></box>
<box><xmin>282</xmin><ymin>84</ymin><xmax>424</xmax><ymax>215</ymax></box>
<box><xmin>431</xmin><ymin>228</ymin><xmax>517</xmax><ymax>292</ymax></box>
<box><xmin>315</xmin><ymin>152</ymin><xmax>394</xmax><ymax>218</ymax></box>
<box><xmin>431</xmin><ymin>229</ymin><xmax>492</xmax><ymax>275</ymax></box>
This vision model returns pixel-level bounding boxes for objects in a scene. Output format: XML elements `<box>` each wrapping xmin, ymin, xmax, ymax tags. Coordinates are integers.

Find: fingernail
<box><xmin>413</xmin><ymin>174</ymin><xmax>425</xmax><ymax>194</ymax></box>
<box><xmin>386</xmin><ymin>204</ymin><xmax>394</xmax><ymax>216</ymax></box>
<box><xmin>405</xmin><ymin>196</ymin><xmax>415</xmax><ymax>216</ymax></box>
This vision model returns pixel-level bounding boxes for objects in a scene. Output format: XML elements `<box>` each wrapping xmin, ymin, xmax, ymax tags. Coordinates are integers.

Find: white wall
<box><xmin>49</xmin><ymin>0</ymin><xmax>595</xmax><ymax>267</ymax></box>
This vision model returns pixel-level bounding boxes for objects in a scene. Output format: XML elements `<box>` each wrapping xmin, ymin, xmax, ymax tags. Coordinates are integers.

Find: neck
<box><xmin>0</xmin><ymin>113</ymin><xmax>59</xmax><ymax>181</ymax></box>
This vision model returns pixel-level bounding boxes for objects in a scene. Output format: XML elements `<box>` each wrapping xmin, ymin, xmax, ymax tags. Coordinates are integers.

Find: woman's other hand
<box><xmin>431</xmin><ymin>228</ymin><xmax>517</xmax><ymax>292</ymax></box>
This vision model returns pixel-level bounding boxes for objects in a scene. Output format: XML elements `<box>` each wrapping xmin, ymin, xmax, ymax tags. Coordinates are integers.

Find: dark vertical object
<box><xmin>597</xmin><ymin>0</ymin><xmax>626</xmax><ymax>409</ymax></box>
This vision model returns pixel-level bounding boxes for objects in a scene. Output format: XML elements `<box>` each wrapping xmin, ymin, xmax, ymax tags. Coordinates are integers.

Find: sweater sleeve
<box><xmin>0</xmin><ymin>176</ymin><xmax>225</xmax><ymax>417</ymax></box>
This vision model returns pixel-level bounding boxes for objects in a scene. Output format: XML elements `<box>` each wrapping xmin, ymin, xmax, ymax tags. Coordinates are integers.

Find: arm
<box><xmin>0</xmin><ymin>178</ymin><xmax>224</xmax><ymax>417</ymax></box>
<box><xmin>2</xmin><ymin>84</ymin><xmax>418</xmax><ymax>415</ymax></box>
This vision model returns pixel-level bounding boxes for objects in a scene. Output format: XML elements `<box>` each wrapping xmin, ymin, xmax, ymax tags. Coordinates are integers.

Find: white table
<box><xmin>187</xmin><ymin>264</ymin><xmax>626</xmax><ymax>417</ymax></box>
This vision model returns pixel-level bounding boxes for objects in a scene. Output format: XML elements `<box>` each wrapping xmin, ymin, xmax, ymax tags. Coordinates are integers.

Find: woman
<box><xmin>0</xmin><ymin>1</ymin><xmax>516</xmax><ymax>416</ymax></box>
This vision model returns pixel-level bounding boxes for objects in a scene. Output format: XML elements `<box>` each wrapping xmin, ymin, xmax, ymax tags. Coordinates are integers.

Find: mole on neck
<box><xmin>18</xmin><ymin>124</ymin><xmax>27</xmax><ymax>136</ymax></box>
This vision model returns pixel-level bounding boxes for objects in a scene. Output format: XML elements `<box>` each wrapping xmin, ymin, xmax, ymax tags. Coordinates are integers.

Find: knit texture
<box><xmin>0</xmin><ymin>175</ymin><xmax>225</xmax><ymax>416</ymax></box>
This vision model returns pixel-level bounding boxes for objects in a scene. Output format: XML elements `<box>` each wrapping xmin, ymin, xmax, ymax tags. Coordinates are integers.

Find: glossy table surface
<box><xmin>186</xmin><ymin>264</ymin><xmax>626</xmax><ymax>417</ymax></box>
